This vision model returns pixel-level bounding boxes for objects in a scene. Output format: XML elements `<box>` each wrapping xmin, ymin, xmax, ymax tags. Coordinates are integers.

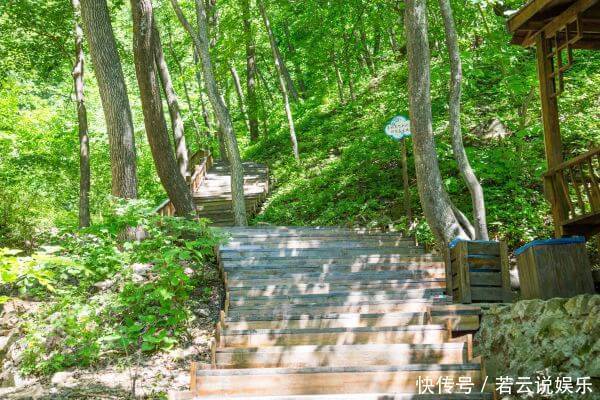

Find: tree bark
<box><xmin>358</xmin><ymin>15</ymin><xmax>376</xmax><ymax>76</ymax></box>
<box><xmin>131</xmin><ymin>0</ymin><xmax>195</xmax><ymax>217</ymax></box>
<box><xmin>241</xmin><ymin>0</ymin><xmax>259</xmax><ymax>141</ymax></box>
<box><xmin>192</xmin><ymin>48</ymin><xmax>213</xmax><ymax>134</ymax></box>
<box><xmin>331</xmin><ymin>50</ymin><xmax>345</xmax><ymax>103</ymax></box>
<box><xmin>257</xmin><ymin>2</ymin><xmax>298</xmax><ymax>102</ymax></box>
<box><xmin>153</xmin><ymin>24</ymin><xmax>189</xmax><ymax>179</ymax></box>
<box><xmin>439</xmin><ymin>0</ymin><xmax>488</xmax><ymax>240</ymax></box>
<box><xmin>283</xmin><ymin>23</ymin><xmax>306</xmax><ymax>97</ymax></box>
<box><xmin>259</xmin><ymin>0</ymin><xmax>300</xmax><ymax>161</ymax></box>
<box><xmin>80</xmin><ymin>0</ymin><xmax>138</xmax><ymax>199</ymax></box>
<box><xmin>170</xmin><ymin>0</ymin><xmax>248</xmax><ymax>226</ymax></box>
<box><xmin>165</xmin><ymin>23</ymin><xmax>202</xmax><ymax>147</ymax></box>
<box><xmin>400</xmin><ymin>139</ymin><xmax>412</xmax><ymax>227</ymax></box>
<box><xmin>71</xmin><ymin>0</ymin><xmax>91</xmax><ymax>228</ymax></box>
<box><xmin>230</xmin><ymin>64</ymin><xmax>250</xmax><ymax>131</ymax></box>
<box><xmin>404</xmin><ymin>0</ymin><xmax>472</xmax><ymax>246</ymax></box>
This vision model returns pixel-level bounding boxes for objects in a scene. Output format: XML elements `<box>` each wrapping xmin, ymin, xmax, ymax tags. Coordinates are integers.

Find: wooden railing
<box><xmin>544</xmin><ymin>146</ymin><xmax>600</xmax><ymax>235</ymax></box>
<box><xmin>155</xmin><ymin>149</ymin><xmax>213</xmax><ymax>217</ymax></box>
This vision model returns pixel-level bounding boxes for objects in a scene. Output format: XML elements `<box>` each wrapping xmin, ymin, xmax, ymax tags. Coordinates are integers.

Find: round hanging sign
<box><xmin>385</xmin><ymin>115</ymin><xmax>411</xmax><ymax>140</ymax></box>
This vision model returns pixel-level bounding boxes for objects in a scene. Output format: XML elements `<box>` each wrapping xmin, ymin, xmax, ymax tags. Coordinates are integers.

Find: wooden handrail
<box><xmin>154</xmin><ymin>149</ymin><xmax>213</xmax><ymax>216</ymax></box>
<box><xmin>543</xmin><ymin>145</ymin><xmax>600</xmax><ymax>231</ymax></box>
<box><xmin>544</xmin><ymin>147</ymin><xmax>600</xmax><ymax>176</ymax></box>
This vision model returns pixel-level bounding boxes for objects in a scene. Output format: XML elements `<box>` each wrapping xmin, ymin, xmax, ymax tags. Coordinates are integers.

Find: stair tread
<box><xmin>197</xmin><ymin>363</ymin><xmax>482</xmax><ymax>376</ymax></box>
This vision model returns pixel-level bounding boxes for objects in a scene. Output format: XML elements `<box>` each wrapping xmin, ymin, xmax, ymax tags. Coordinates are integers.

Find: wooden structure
<box><xmin>170</xmin><ymin>227</ymin><xmax>490</xmax><ymax>399</ymax></box>
<box><xmin>515</xmin><ymin>237</ymin><xmax>595</xmax><ymax>299</ymax></box>
<box><xmin>508</xmin><ymin>0</ymin><xmax>600</xmax><ymax>238</ymax></box>
<box><xmin>448</xmin><ymin>240</ymin><xmax>512</xmax><ymax>304</ymax></box>
<box><xmin>155</xmin><ymin>150</ymin><xmax>270</xmax><ymax>225</ymax></box>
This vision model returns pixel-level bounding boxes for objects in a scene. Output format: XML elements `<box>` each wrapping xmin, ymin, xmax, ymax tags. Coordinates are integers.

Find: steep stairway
<box><xmin>171</xmin><ymin>227</ymin><xmax>491</xmax><ymax>399</ymax></box>
<box><xmin>194</xmin><ymin>161</ymin><xmax>269</xmax><ymax>226</ymax></box>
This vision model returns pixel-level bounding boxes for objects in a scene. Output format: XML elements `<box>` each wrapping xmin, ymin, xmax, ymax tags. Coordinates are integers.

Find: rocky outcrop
<box><xmin>475</xmin><ymin>294</ymin><xmax>600</xmax><ymax>387</ymax></box>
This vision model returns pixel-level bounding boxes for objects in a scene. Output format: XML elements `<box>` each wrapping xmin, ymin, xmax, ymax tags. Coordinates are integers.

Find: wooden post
<box><xmin>535</xmin><ymin>33</ymin><xmax>568</xmax><ymax>237</ymax></box>
<box><xmin>400</xmin><ymin>138</ymin><xmax>413</xmax><ymax>229</ymax></box>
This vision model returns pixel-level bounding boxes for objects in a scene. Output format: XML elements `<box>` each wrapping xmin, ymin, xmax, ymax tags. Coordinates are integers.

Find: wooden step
<box><xmin>224</xmin><ymin>306</ymin><xmax>480</xmax><ymax>332</ymax></box>
<box><xmin>223</xmin><ymin>311</ymin><xmax>429</xmax><ymax>330</ymax></box>
<box><xmin>228</xmin><ymin>279</ymin><xmax>446</xmax><ymax>297</ymax></box>
<box><xmin>220</xmin><ymin>239</ymin><xmax>416</xmax><ymax>250</ymax></box>
<box><xmin>223</xmin><ymin>260</ymin><xmax>445</xmax><ymax>274</ymax></box>
<box><xmin>222</xmin><ymin>255</ymin><xmax>443</xmax><ymax>268</ymax></box>
<box><xmin>171</xmin><ymin>393</ymin><xmax>493</xmax><ymax>400</ymax></box>
<box><xmin>215</xmin><ymin>342</ymin><xmax>467</xmax><ymax>368</ymax></box>
<box><xmin>191</xmin><ymin>364</ymin><xmax>482</xmax><ymax>397</ymax></box>
<box><xmin>220</xmin><ymin>248</ymin><xmax>429</xmax><ymax>261</ymax></box>
<box><xmin>229</xmin><ymin>289</ymin><xmax>445</xmax><ymax>308</ymax></box>
<box><xmin>226</xmin><ymin>298</ymin><xmax>451</xmax><ymax>319</ymax></box>
<box><xmin>194</xmin><ymin>192</ymin><xmax>266</xmax><ymax>201</ymax></box>
<box><xmin>219</xmin><ymin>325</ymin><xmax>449</xmax><ymax>347</ymax></box>
<box><xmin>227</xmin><ymin>270</ymin><xmax>447</xmax><ymax>287</ymax></box>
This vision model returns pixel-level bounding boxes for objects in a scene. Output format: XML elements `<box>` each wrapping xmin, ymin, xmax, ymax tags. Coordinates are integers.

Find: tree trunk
<box><xmin>165</xmin><ymin>23</ymin><xmax>202</xmax><ymax>145</ymax></box>
<box><xmin>404</xmin><ymin>0</ymin><xmax>472</xmax><ymax>246</ymax></box>
<box><xmin>131</xmin><ymin>1</ymin><xmax>195</xmax><ymax>217</ymax></box>
<box><xmin>439</xmin><ymin>0</ymin><xmax>489</xmax><ymax>240</ymax></box>
<box><xmin>71</xmin><ymin>0</ymin><xmax>91</xmax><ymax>228</ymax></box>
<box><xmin>170</xmin><ymin>0</ymin><xmax>248</xmax><ymax>226</ymax></box>
<box><xmin>154</xmin><ymin>24</ymin><xmax>189</xmax><ymax>179</ymax></box>
<box><xmin>400</xmin><ymin>139</ymin><xmax>412</xmax><ymax>227</ymax></box>
<box><xmin>80</xmin><ymin>0</ymin><xmax>138</xmax><ymax>199</ymax></box>
<box><xmin>230</xmin><ymin>65</ymin><xmax>249</xmax><ymax>131</ymax></box>
<box><xmin>283</xmin><ymin>23</ymin><xmax>306</xmax><ymax>97</ymax></box>
<box><xmin>257</xmin><ymin>2</ymin><xmax>298</xmax><ymax>102</ymax></box>
<box><xmin>331</xmin><ymin>50</ymin><xmax>345</xmax><ymax>103</ymax></box>
<box><xmin>241</xmin><ymin>0</ymin><xmax>259</xmax><ymax>142</ymax></box>
<box><xmin>358</xmin><ymin>16</ymin><xmax>376</xmax><ymax>76</ymax></box>
<box><xmin>259</xmin><ymin>0</ymin><xmax>299</xmax><ymax>161</ymax></box>
<box><xmin>192</xmin><ymin>48</ymin><xmax>213</xmax><ymax>134</ymax></box>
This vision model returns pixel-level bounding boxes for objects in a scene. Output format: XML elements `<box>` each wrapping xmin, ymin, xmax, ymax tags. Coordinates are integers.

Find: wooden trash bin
<box><xmin>447</xmin><ymin>239</ymin><xmax>512</xmax><ymax>304</ymax></box>
<box><xmin>515</xmin><ymin>237</ymin><xmax>595</xmax><ymax>300</ymax></box>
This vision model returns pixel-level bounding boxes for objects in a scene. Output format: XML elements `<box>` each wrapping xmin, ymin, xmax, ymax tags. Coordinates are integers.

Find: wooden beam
<box><xmin>522</xmin><ymin>0</ymin><xmax>600</xmax><ymax>47</ymax></box>
<box><xmin>508</xmin><ymin>0</ymin><xmax>555</xmax><ymax>33</ymax></box>
<box><xmin>536</xmin><ymin>33</ymin><xmax>569</xmax><ymax>237</ymax></box>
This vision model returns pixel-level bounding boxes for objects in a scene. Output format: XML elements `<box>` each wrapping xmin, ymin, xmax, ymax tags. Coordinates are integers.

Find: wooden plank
<box><xmin>469</xmin><ymin>287</ymin><xmax>509</xmax><ymax>302</ymax></box>
<box><xmin>193</xmin><ymin>365</ymin><xmax>482</xmax><ymax>397</ymax></box>
<box><xmin>457</xmin><ymin>242</ymin><xmax>472</xmax><ymax>303</ymax></box>
<box><xmin>469</xmin><ymin>271</ymin><xmax>502</xmax><ymax>287</ymax></box>
<box><xmin>215</xmin><ymin>342</ymin><xmax>466</xmax><ymax>369</ymax></box>
<box><xmin>522</xmin><ymin>0</ymin><xmax>600</xmax><ymax>46</ymax></box>
<box><xmin>508</xmin><ymin>0</ymin><xmax>555</xmax><ymax>33</ymax></box>
<box><xmin>499</xmin><ymin>241</ymin><xmax>513</xmax><ymax>302</ymax></box>
<box><xmin>466</xmin><ymin>242</ymin><xmax>500</xmax><ymax>256</ymax></box>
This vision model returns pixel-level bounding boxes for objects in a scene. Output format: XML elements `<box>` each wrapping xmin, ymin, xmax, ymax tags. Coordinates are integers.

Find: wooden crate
<box><xmin>515</xmin><ymin>237</ymin><xmax>595</xmax><ymax>300</ymax></box>
<box><xmin>447</xmin><ymin>240</ymin><xmax>512</xmax><ymax>304</ymax></box>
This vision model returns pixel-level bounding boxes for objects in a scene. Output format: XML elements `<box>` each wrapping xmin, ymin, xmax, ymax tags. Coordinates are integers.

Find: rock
<box><xmin>50</xmin><ymin>371</ymin><xmax>77</xmax><ymax>388</ymax></box>
<box><xmin>196</xmin><ymin>308</ymin><xmax>209</xmax><ymax>317</ymax></box>
<box><xmin>0</xmin><ymin>330</ymin><xmax>18</xmax><ymax>358</ymax></box>
<box><xmin>480</xmin><ymin>118</ymin><xmax>510</xmax><ymax>140</ymax></box>
<box><xmin>132</xmin><ymin>273</ymin><xmax>146</xmax><ymax>284</ymax></box>
<box><xmin>93</xmin><ymin>279</ymin><xmax>115</xmax><ymax>291</ymax></box>
<box><xmin>0</xmin><ymin>369</ymin><xmax>15</xmax><ymax>388</ymax></box>
<box><xmin>131</xmin><ymin>263</ymin><xmax>152</xmax><ymax>275</ymax></box>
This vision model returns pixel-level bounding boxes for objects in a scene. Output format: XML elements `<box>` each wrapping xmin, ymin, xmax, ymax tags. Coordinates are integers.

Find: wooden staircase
<box><xmin>194</xmin><ymin>161</ymin><xmax>269</xmax><ymax>226</ymax></box>
<box><xmin>170</xmin><ymin>227</ymin><xmax>492</xmax><ymax>399</ymax></box>
<box><xmin>155</xmin><ymin>151</ymin><xmax>269</xmax><ymax>225</ymax></box>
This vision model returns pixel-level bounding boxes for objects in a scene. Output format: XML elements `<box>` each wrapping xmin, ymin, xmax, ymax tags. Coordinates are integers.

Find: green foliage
<box><xmin>16</xmin><ymin>200</ymin><xmax>222</xmax><ymax>375</ymax></box>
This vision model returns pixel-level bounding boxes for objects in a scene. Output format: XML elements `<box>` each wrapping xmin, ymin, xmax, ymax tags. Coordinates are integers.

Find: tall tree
<box><xmin>404</xmin><ymin>0</ymin><xmax>473</xmax><ymax>246</ymax></box>
<box><xmin>130</xmin><ymin>0</ymin><xmax>195</xmax><ymax>217</ymax></box>
<box><xmin>80</xmin><ymin>0</ymin><xmax>138</xmax><ymax>199</ymax></box>
<box><xmin>230</xmin><ymin>64</ymin><xmax>250</xmax><ymax>132</ymax></box>
<box><xmin>71</xmin><ymin>0</ymin><xmax>90</xmax><ymax>228</ymax></box>
<box><xmin>439</xmin><ymin>0</ymin><xmax>489</xmax><ymax>240</ymax></box>
<box><xmin>153</xmin><ymin>23</ymin><xmax>189</xmax><ymax>178</ymax></box>
<box><xmin>257</xmin><ymin>1</ymin><xmax>298</xmax><ymax>102</ymax></box>
<box><xmin>259</xmin><ymin>0</ymin><xmax>300</xmax><ymax>161</ymax></box>
<box><xmin>165</xmin><ymin>23</ymin><xmax>202</xmax><ymax>144</ymax></box>
<box><xmin>241</xmin><ymin>0</ymin><xmax>260</xmax><ymax>141</ymax></box>
<box><xmin>170</xmin><ymin>0</ymin><xmax>248</xmax><ymax>226</ymax></box>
